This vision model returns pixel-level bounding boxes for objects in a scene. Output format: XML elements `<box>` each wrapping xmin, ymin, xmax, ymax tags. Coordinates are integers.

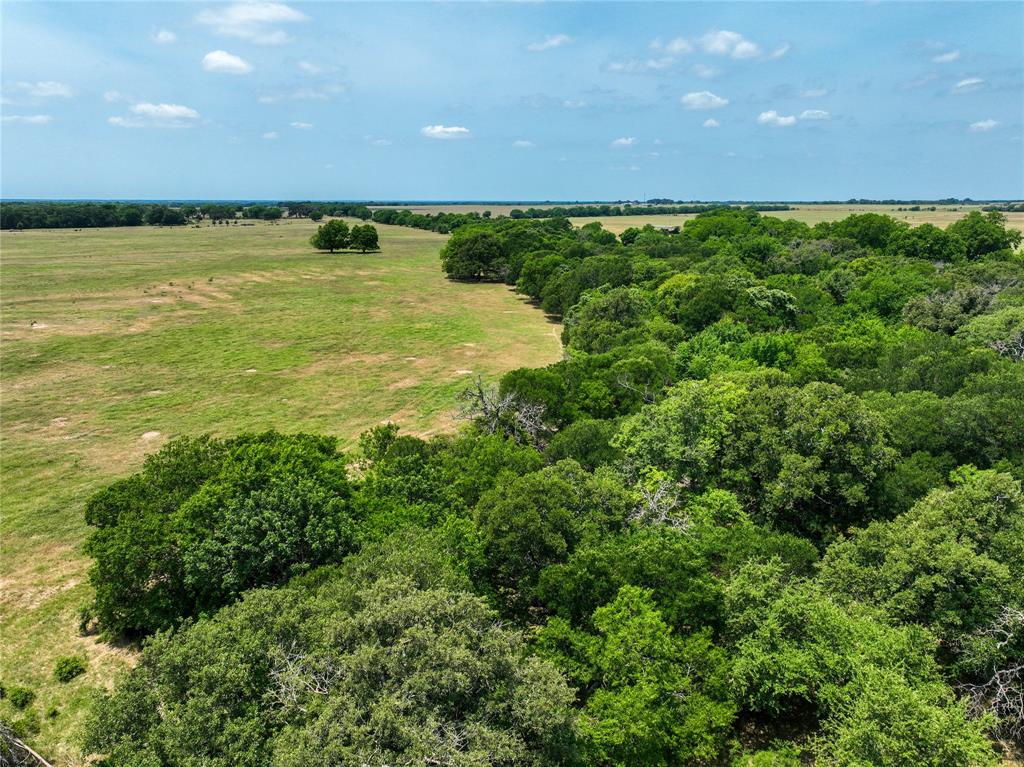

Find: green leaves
<box><xmin>85</xmin><ymin>533</ymin><xmax>579</xmax><ymax>767</ymax></box>
<box><xmin>309</xmin><ymin>218</ymin><xmax>349</xmax><ymax>252</ymax></box>
<box><xmin>84</xmin><ymin>432</ymin><xmax>355</xmax><ymax>636</ymax></box>
<box><xmin>541</xmin><ymin>586</ymin><xmax>736</xmax><ymax>767</ymax></box>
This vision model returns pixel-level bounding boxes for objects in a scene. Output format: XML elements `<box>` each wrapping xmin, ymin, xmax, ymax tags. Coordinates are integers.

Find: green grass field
<box><xmin>0</xmin><ymin>218</ymin><xmax>561</xmax><ymax>763</ymax></box>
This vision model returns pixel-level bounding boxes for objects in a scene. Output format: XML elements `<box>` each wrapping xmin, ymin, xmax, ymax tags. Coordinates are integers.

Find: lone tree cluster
<box><xmin>309</xmin><ymin>219</ymin><xmax>380</xmax><ymax>253</ymax></box>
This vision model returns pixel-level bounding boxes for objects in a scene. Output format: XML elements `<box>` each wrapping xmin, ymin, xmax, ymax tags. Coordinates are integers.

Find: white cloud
<box><xmin>758</xmin><ymin>110</ymin><xmax>797</xmax><ymax>127</ymax></box>
<box><xmin>262</xmin><ymin>131</ymin><xmax>279</xmax><ymax>139</ymax></box>
<box><xmin>953</xmin><ymin>77</ymin><xmax>985</xmax><ymax>92</ymax></box>
<box><xmin>290</xmin><ymin>121</ymin><xmax>313</xmax><ymax>129</ymax></box>
<box><xmin>369</xmin><ymin>137</ymin><xmax>392</xmax><ymax>146</ymax></box>
<box><xmin>769</xmin><ymin>43</ymin><xmax>791</xmax><ymax>60</ymax></box>
<box><xmin>932</xmin><ymin>49</ymin><xmax>960</xmax><ymax>63</ymax></box>
<box><xmin>650</xmin><ymin>36</ymin><xmax>692</xmax><ymax>54</ymax></box>
<box><xmin>196</xmin><ymin>2</ymin><xmax>307</xmax><ymax>45</ymax></box>
<box><xmin>702</xmin><ymin>118</ymin><xmax>720</xmax><ymax>128</ymax></box>
<box><xmin>297</xmin><ymin>60</ymin><xmax>321</xmax><ymax>74</ymax></box>
<box><xmin>109</xmin><ymin>102</ymin><xmax>200</xmax><ymax>128</ymax></box>
<box><xmin>969</xmin><ymin>119</ymin><xmax>999</xmax><ymax>132</ymax></box>
<box><xmin>700</xmin><ymin>29</ymin><xmax>761</xmax><ymax>59</ymax></box>
<box><xmin>527</xmin><ymin>34</ymin><xmax>572</xmax><ymax>52</ymax></box>
<box><xmin>800</xmin><ymin>88</ymin><xmax>828</xmax><ymax>98</ymax></box>
<box><xmin>799</xmin><ymin>109</ymin><xmax>830</xmax><ymax>120</ymax></box>
<box><xmin>421</xmin><ymin>124</ymin><xmax>470</xmax><ymax>140</ymax></box>
<box><xmin>202</xmin><ymin>50</ymin><xmax>252</xmax><ymax>74</ymax></box>
<box><xmin>132</xmin><ymin>102</ymin><xmax>199</xmax><ymax>120</ymax></box>
<box><xmin>103</xmin><ymin>90</ymin><xmax>127</xmax><ymax>103</ymax></box>
<box><xmin>610</xmin><ymin>136</ymin><xmax>636</xmax><ymax>148</ymax></box>
<box><xmin>12</xmin><ymin>81</ymin><xmax>72</xmax><ymax>98</ymax></box>
<box><xmin>1</xmin><ymin>114</ymin><xmax>52</xmax><ymax>125</ymax></box>
<box><xmin>153</xmin><ymin>29</ymin><xmax>177</xmax><ymax>44</ymax></box>
<box><xmin>681</xmin><ymin>90</ymin><xmax>728</xmax><ymax>110</ymax></box>
<box><xmin>606</xmin><ymin>57</ymin><xmax>675</xmax><ymax>73</ymax></box>
<box><xmin>562</xmin><ymin>99</ymin><xmax>587</xmax><ymax>109</ymax></box>
<box><xmin>512</xmin><ymin>139</ymin><xmax>535</xmax><ymax>148</ymax></box>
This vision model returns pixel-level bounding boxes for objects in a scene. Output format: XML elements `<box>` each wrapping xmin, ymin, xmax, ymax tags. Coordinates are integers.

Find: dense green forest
<box><xmin>55</xmin><ymin>209</ymin><xmax>1024</xmax><ymax>765</ymax></box>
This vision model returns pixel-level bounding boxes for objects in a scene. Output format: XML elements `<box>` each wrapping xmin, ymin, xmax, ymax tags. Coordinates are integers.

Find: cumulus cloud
<box><xmin>512</xmin><ymin>139</ymin><xmax>535</xmax><ymax>148</ymax></box>
<box><xmin>700</xmin><ymin>29</ymin><xmax>761</xmax><ymax>59</ymax></box>
<box><xmin>421</xmin><ymin>124</ymin><xmax>470</xmax><ymax>140</ymax></box>
<box><xmin>1</xmin><ymin>114</ymin><xmax>52</xmax><ymax>125</ymax></box>
<box><xmin>203</xmin><ymin>50</ymin><xmax>253</xmax><ymax>74</ymax></box>
<box><xmin>650</xmin><ymin>37</ymin><xmax>692</xmax><ymax>54</ymax></box>
<box><xmin>799</xmin><ymin>109</ymin><xmax>830</xmax><ymax>120</ymax></box>
<box><xmin>262</xmin><ymin>131</ymin><xmax>279</xmax><ymax>139</ymax></box>
<box><xmin>933</xmin><ymin>49</ymin><xmax>960</xmax><ymax>63</ymax></box>
<box><xmin>196</xmin><ymin>2</ymin><xmax>307</xmax><ymax>45</ymax></box>
<box><xmin>290</xmin><ymin>121</ymin><xmax>313</xmax><ymax>129</ymax></box>
<box><xmin>610</xmin><ymin>136</ymin><xmax>636</xmax><ymax>148</ymax></box>
<box><xmin>12</xmin><ymin>81</ymin><xmax>72</xmax><ymax>98</ymax></box>
<box><xmin>702</xmin><ymin>118</ymin><xmax>720</xmax><ymax>128</ymax></box>
<box><xmin>605</xmin><ymin>57</ymin><xmax>675</xmax><ymax>73</ymax></box>
<box><xmin>527</xmin><ymin>34</ymin><xmax>572</xmax><ymax>52</ymax></box>
<box><xmin>769</xmin><ymin>43</ymin><xmax>791</xmax><ymax>60</ymax></box>
<box><xmin>681</xmin><ymin>90</ymin><xmax>728</xmax><ymax>110</ymax></box>
<box><xmin>109</xmin><ymin>102</ymin><xmax>200</xmax><ymax>128</ymax></box>
<box><xmin>153</xmin><ymin>29</ymin><xmax>177</xmax><ymax>44</ymax></box>
<box><xmin>969</xmin><ymin>119</ymin><xmax>999</xmax><ymax>132</ymax></box>
<box><xmin>757</xmin><ymin>110</ymin><xmax>796</xmax><ymax>127</ymax></box>
<box><xmin>132</xmin><ymin>102</ymin><xmax>199</xmax><ymax>120</ymax></box>
<box><xmin>953</xmin><ymin>77</ymin><xmax>985</xmax><ymax>93</ymax></box>
<box><xmin>800</xmin><ymin>88</ymin><xmax>828</xmax><ymax>98</ymax></box>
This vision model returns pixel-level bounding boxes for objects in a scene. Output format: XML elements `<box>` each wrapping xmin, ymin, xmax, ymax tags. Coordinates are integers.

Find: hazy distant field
<box><xmin>569</xmin><ymin>206</ymin><xmax>1024</xmax><ymax>235</ymax></box>
<box><xmin>0</xmin><ymin>219</ymin><xmax>561</xmax><ymax>762</ymax></box>
<box><xmin>370</xmin><ymin>202</ymin><xmax>1024</xmax><ymax>236</ymax></box>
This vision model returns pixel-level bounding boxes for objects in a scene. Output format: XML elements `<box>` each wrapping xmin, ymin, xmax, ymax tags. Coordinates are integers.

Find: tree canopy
<box><xmin>74</xmin><ymin>207</ymin><xmax>1024</xmax><ymax>765</ymax></box>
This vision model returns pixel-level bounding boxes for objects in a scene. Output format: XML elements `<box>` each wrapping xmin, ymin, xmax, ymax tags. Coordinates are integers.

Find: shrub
<box><xmin>53</xmin><ymin>656</ymin><xmax>87</xmax><ymax>683</ymax></box>
<box><xmin>7</xmin><ymin>686</ymin><xmax>34</xmax><ymax>710</ymax></box>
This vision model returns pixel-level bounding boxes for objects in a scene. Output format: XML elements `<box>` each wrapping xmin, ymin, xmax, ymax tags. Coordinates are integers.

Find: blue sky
<box><xmin>2</xmin><ymin>1</ymin><xmax>1021</xmax><ymax>201</ymax></box>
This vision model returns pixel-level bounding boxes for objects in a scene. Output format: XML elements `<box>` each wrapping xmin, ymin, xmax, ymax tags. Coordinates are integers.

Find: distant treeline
<box><xmin>507</xmin><ymin>203</ymin><xmax>793</xmax><ymax>218</ymax></box>
<box><xmin>364</xmin><ymin>204</ymin><xmax>792</xmax><ymax>235</ymax></box>
<box><xmin>0</xmin><ymin>202</ymin><xmax>195</xmax><ymax>229</ymax></box>
<box><xmin>6</xmin><ymin>198</ymin><xmax>1017</xmax><ymax>232</ymax></box>
<box><xmin>0</xmin><ymin>201</ymin><xmax>372</xmax><ymax>230</ymax></box>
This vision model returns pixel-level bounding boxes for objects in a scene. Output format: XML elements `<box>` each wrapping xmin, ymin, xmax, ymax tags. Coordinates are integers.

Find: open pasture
<box><xmin>569</xmin><ymin>204</ymin><xmax>1024</xmax><ymax>235</ymax></box>
<box><xmin>365</xmin><ymin>202</ymin><xmax>1024</xmax><ymax>236</ymax></box>
<box><xmin>0</xmin><ymin>218</ymin><xmax>561</xmax><ymax>762</ymax></box>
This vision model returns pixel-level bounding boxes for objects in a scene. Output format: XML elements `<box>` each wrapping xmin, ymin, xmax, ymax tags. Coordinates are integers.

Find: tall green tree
<box><xmin>309</xmin><ymin>219</ymin><xmax>349</xmax><ymax>252</ymax></box>
<box><xmin>349</xmin><ymin>223</ymin><xmax>379</xmax><ymax>252</ymax></box>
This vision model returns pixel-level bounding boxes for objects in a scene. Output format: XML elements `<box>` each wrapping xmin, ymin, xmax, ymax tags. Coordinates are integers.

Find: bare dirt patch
<box><xmin>388</xmin><ymin>377</ymin><xmax>419</xmax><ymax>391</ymax></box>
